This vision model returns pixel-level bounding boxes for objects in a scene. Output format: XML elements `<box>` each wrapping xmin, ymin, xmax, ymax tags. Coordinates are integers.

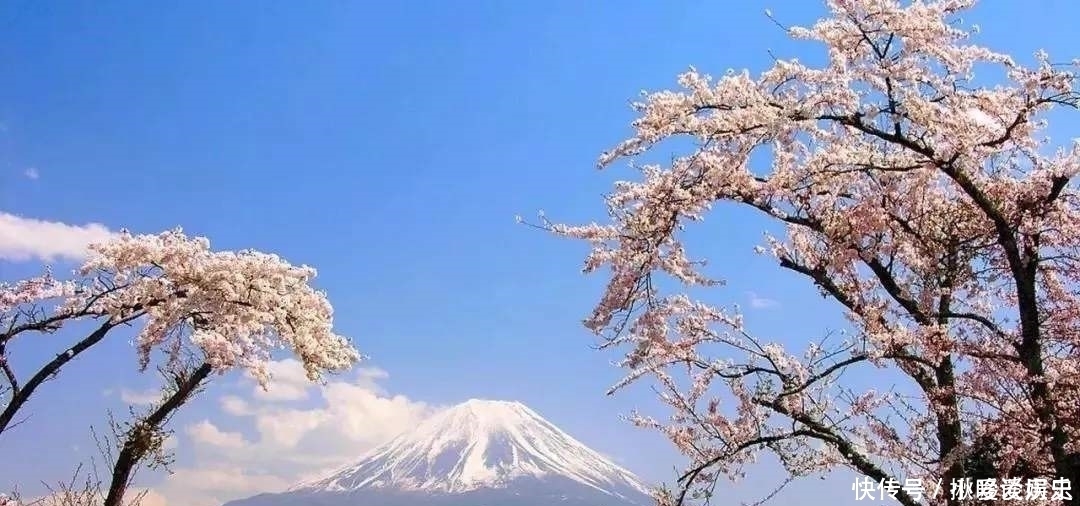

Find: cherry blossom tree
<box><xmin>538</xmin><ymin>1</ymin><xmax>1080</xmax><ymax>505</ymax></box>
<box><xmin>0</xmin><ymin>228</ymin><xmax>360</xmax><ymax>505</ymax></box>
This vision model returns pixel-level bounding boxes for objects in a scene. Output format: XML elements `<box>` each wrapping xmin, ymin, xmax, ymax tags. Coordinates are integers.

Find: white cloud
<box><xmin>151</xmin><ymin>361</ymin><xmax>436</xmax><ymax>506</ymax></box>
<box><xmin>186</xmin><ymin>420</ymin><xmax>248</xmax><ymax>449</ymax></box>
<box><xmin>23</xmin><ymin>167</ymin><xmax>39</xmax><ymax>180</ymax></box>
<box><xmin>120</xmin><ymin>388</ymin><xmax>161</xmax><ymax>406</ymax></box>
<box><xmin>219</xmin><ymin>395</ymin><xmax>252</xmax><ymax>416</ymax></box>
<box><xmin>0</xmin><ymin>213</ymin><xmax>114</xmax><ymax>262</ymax></box>
<box><xmin>748</xmin><ymin>291</ymin><xmax>779</xmax><ymax>309</ymax></box>
<box><xmin>157</xmin><ymin>468</ymin><xmax>284</xmax><ymax>506</ymax></box>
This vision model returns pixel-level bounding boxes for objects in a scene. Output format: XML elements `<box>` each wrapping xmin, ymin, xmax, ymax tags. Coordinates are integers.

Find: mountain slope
<box><xmin>223</xmin><ymin>399</ymin><xmax>652</xmax><ymax>506</ymax></box>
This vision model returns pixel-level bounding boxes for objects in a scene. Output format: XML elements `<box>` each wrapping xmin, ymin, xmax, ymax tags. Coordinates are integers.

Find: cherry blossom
<box><xmin>1</xmin><ymin>228</ymin><xmax>360</xmax><ymax>435</ymax></box>
<box><xmin>542</xmin><ymin>1</ymin><xmax>1080</xmax><ymax>505</ymax></box>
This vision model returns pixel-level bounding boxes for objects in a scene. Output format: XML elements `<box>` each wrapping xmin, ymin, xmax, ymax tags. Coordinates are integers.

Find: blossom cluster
<box><xmin>1</xmin><ymin>228</ymin><xmax>360</xmax><ymax>386</ymax></box>
<box><xmin>544</xmin><ymin>0</ymin><xmax>1080</xmax><ymax>502</ymax></box>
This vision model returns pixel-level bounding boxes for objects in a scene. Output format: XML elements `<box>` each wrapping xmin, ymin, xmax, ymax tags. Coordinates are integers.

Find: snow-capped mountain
<box><xmin>223</xmin><ymin>399</ymin><xmax>653</xmax><ymax>506</ymax></box>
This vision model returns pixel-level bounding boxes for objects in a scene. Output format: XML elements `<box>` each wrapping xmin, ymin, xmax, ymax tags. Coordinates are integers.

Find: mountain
<box><xmin>223</xmin><ymin>399</ymin><xmax>653</xmax><ymax>506</ymax></box>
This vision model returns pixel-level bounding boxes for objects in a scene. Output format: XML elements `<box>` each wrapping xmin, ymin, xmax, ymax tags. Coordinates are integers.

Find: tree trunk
<box><xmin>102</xmin><ymin>362</ymin><xmax>212</xmax><ymax>506</ymax></box>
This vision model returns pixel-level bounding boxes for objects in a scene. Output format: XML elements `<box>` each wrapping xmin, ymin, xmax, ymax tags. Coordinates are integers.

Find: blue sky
<box><xmin>1</xmin><ymin>1</ymin><xmax>1078</xmax><ymax>505</ymax></box>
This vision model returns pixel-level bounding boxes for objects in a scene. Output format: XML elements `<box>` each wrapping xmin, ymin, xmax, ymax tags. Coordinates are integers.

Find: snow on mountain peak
<box><xmin>440</xmin><ymin>398</ymin><xmax>534</xmax><ymax>428</ymax></box>
<box><xmin>292</xmin><ymin>399</ymin><xmax>651</xmax><ymax>499</ymax></box>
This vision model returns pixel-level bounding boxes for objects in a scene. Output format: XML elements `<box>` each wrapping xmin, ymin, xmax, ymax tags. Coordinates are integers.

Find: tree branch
<box><xmin>102</xmin><ymin>362</ymin><xmax>213</xmax><ymax>506</ymax></box>
<box><xmin>0</xmin><ymin>313</ymin><xmax>141</xmax><ymax>436</ymax></box>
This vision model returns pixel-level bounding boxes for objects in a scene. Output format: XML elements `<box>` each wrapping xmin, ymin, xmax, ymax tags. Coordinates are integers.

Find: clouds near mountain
<box><xmin>152</xmin><ymin>360</ymin><xmax>433</xmax><ymax>506</ymax></box>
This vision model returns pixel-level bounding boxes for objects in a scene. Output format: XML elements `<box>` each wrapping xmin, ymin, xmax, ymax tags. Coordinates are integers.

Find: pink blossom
<box><xmin>2</xmin><ymin>228</ymin><xmax>359</xmax><ymax>389</ymax></box>
<box><xmin>541</xmin><ymin>1</ymin><xmax>1080</xmax><ymax>504</ymax></box>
